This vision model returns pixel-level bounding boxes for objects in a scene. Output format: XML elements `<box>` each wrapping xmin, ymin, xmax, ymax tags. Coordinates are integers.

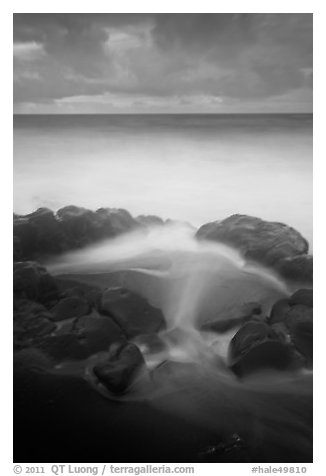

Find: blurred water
<box><xmin>13</xmin><ymin>113</ymin><xmax>312</xmax><ymax>247</ymax></box>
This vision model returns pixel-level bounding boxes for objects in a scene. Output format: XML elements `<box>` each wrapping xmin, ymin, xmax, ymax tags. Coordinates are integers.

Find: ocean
<box><xmin>13</xmin><ymin>113</ymin><xmax>313</xmax><ymax>247</ymax></box>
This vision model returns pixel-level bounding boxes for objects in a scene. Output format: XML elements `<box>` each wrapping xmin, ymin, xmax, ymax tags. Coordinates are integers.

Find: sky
<box><xmin>13</xmin><ymin>13</ymin><xmax>313</xmax><ymax>113</ymax></box>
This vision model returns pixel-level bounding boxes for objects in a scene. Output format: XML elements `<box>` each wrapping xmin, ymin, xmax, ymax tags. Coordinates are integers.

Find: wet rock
<box><xmin>74</xmin><ymin>314</ymin><xmax>126</xmax><ymax>354</ymax></box>
<box><xmin>13</xmin><ymin>219</ymin><xmax>38</xmax><ymax>258</ymax></box>
<box><xmin>50</xmin><ymin>296</ymin><xmax>90</xmax><ymax>321</ymax></box>
<box><xmin>276</xmin><ymin>255</ymin><xmax>313</xmax><ymax>284</ymax></box>
<box><xmin>133</xmin><ymin>333</ymin><xmax>166</xmax><ymax>355</ymax></box>
<box><xmin>228</xmin><ymin>321</ymin><xmax>296</xmax><ymax>376</ymax></box>
<box><xmin>268</xmin><ymin>293</ymin><xmax>313</xmax><ymax>365</ymax></box>
<box><xmin>93</xmin><ymin>342</ymin><xmax>146</xmax><ymax>393</ymax></box>
<box><xmin>196</xmin><ymin>214</ymin><xmax>310</xmax><ymax>281</ymax></box>
<box><xmin>289</xmin><ymin>289</ymin><xmax>313</xmax><ymax>307</ymax></box>
<box><xmin>285</xmin><ymin>304</ymin><xmax>313</xmax><ymax>329</ymax></box>
<box><xmin>13</xmin><ymin>236</ymin><xmax>22</xmax><ymax>261</ymax></box>
<box><xmin>34</xmin><ymin>333</ymin><xmax>90</xmax><ymax>361</ymax></box>
<box><xmin>13</xmin><ymin>299</ymin><xmax>56</xmax><ymax>349</ymax></box>
<box><xmin>56</xmin><ymin>277</ymin><xmax>102</xmax><ymax>309</ymax></box>
<box><xmin>200</xmin><ymin>302</ymin><xmax>262</xmax><ymax>334</ymax></box>
<box><xmin>95</xmin><ymin>207</ymin><xmax>139</xmax><ymax>235</ymax></box>
<box><xmin>136</xmin><ymin>215</ymin><xmax>165</xmax><ymax>227</ymax></box>
<box><xmin>289</xmin><ymin>319</ymin><xmax>313</xmax><ymax>365</ymax></box>
<box><xmin>269</xmin><ymin>298</ymin><xmax>291</xmax><ymax>325</ymax></box>
<box><xmin>13</xmin><ymin>261</ymin><xmax>58</xmax><ymax>303</ymax></box>
<box><xmin>100</xmin><ymin>287</ymin><xmax>166</xmax><ymax>338</ymax></box>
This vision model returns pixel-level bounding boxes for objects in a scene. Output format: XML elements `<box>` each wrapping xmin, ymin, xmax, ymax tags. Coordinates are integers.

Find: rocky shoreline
<box><xmin>13</xmin><ymin>206</ymin><xmax>313</xmax><ymax>463</ymax></box>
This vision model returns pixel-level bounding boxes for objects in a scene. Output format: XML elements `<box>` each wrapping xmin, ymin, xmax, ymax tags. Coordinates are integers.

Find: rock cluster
<box><xmin>227</xmin><ymin>288</ymin><xmax>312</xmax><ymax>376</ymax></box>
<box><xmin>13</xmin><ymin>258</ymin><xmax>166</xmax><ymax>392</ymax></box>
<box><xmin>13</xmin><ymin>206</ymin><xmax>144</xmax><ymax>260</ymax></box>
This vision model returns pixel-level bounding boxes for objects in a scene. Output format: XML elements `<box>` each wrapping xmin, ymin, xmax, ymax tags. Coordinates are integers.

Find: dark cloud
<box><xmin>13</xmin><ymin>13</ymin><xmax>313</xmax><ymax>112</ymax></box>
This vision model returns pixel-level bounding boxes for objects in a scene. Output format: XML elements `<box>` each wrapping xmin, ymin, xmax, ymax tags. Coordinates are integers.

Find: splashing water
<box><xmin>47</xmin><ymin>223</ymin><xmax>312</xmax><ymax>461</ymax></box>
<box><xmin>48</xmin><ymin>222</ymin><xmax>292</xmax><ymax>365</ymax></box>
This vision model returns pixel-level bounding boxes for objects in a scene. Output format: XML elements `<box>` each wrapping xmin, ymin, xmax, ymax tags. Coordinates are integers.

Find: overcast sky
<box><xmin>13</xmin><ymin>13</ymin><xmax>313</xmax><ymax>113</ymax></box>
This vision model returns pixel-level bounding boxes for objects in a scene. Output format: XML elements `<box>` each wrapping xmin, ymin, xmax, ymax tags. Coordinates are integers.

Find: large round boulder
<box><xmin>92</xmin><ymin>342</ymin><xmax>146</xmax><ymax>393</ymax></box>
<box><xmin>196</xmin><ymin>215</ymin><xmax>310</xmax><ymax>281</ymax></box>
<box><xmin>100</xmin><ymin>287</ymin><xmax>166</xmax><ymax>338</ymax></box>
<box><xmin>228</xmin><ymin>321</ymin><xmax>297</xmax><ymax>376</ymax></box>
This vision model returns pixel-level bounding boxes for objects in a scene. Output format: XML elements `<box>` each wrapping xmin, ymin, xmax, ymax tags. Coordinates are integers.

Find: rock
<box><xmin>136</xmin><ymin>215</ymin><xmax>165</xmax><ymax>227</ymax></box>
<box><xmin>276</xmin><ymin>255</ymin><xmax>313</xmax><ymax>283</ymax></box>
<box><xmin>96</xmin><ymin>207</ymin><xmax>139</xmax><ymax>235</ymax></box>
<box><xmin>50</xmin><ymin>296</ymin><xmax>90</xmax><ymax>321</ymax></box>
<box><xmin>284</xmin><ymin>304</ymin><xmax>313</xmax><ymax>329</ymax></box>
<box><xmin>56</xmin><ymin>277</ymin><xmax>102</xmax><ymax>309</ymax></box>
<box><xmin>26</xmin><ymin>207</ymin><xmax>66</xmax><ymax>254</ymax></box>
<box><xmin>13</xmin><ymin>236</ymin><xmax>22</xmax><ymax>261</ymax></box>
<box><xmin>13</xmin><ymin>219</ymin><xmax>38</xmax><ymax>258</ymax></box>
<box><xmin>13</xmin><ymin>299</ymin><xmax>56</xmax><ymax>349</ymax></box>
<box><xmin>74</xmin><ymin>314</ymin><xmax>126</xmax><ymax>354</ymax></box>
<box><xmin>57</xmin><ymin>206</ymin><xmax>103</xmax><ymax>246</ymax></box>
<box><xmin>132</xmin><ymin>333</ymin><xmax>166</xmax><ymax>355</ymax></box>
<box><xmin>100</xmin><ymin>287</ymin><xmax>166</xmax><ymax>338</ymax></box>
<box><xmin>289</xmin><ymin>319</ymin><xmax>313</xmax><ymax>364</ymax></box>
<box><xmin>288</xmin><ymin>289</ymin><xmax>313</xmax><ymax>307</ymax></box>
<box><xmin>196</xmin><ymin>214</ymin><xmax>310</xmax><ymax>280</ymax></box>
<box><xmin>93</xmin><ymin>342</ymin><xmax>146</xmax><ymax>393</ymax></box>
<box><xmin>34</xmin><ymin>334</ymin><xmax>90</xmax><ymax>361</ymax></box>
<box><xmin>13</xmin><ymin>261</ymin><xmax>58</xmax><ymax>303</ymax></box>
<box><xmin>200</xmin><ymin>302</ymin><xmax>262</xmax><ymax>334</ymax></box>
<box><xmin>268</xmin><ymin>296</ymin><xmax>313</xmax><ymax>365</ymax></box>
<box><xmin>269</xmin><ymin>298</ymin><xmax>291</xmax><ymax>325</ymax></box>
<box><xmin>12</xmin><ymin>205</ymin><xmax>161</xmax><ymax>260</ymax></box>
<box><xmin>228</xmin><ymin>321</ymin><xmax>296</xmax><ymax>376</ymax></box>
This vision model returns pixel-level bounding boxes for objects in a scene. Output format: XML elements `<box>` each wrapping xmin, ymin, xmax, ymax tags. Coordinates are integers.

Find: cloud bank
<box><xmin>13</xmin><ymin>13</ymin><xmax>313</xmax><ymax>113</ymax></box>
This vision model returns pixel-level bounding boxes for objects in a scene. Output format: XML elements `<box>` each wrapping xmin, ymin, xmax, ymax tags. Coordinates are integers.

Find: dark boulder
<box><xmin>13</xmin><ymin>261</ymin><xmax>58</xmax><ymax>303</ymax></box>
<box><xmin>13</xmin><ymin>218</ymin><xmax>38</xmax><ymax>258</ymax></box>
<box><xmin>269</xmin><ymin>298</ymin><xmax>291</xmax><ymax>325</ymax></box>
<box><xmin>285</xmin><ymin>304</ymin><xmax>313</xmax><ymax>330</ymax></box>
<box><xmin>74</xmin><ymin>314</ymin><xmax>126</xmax><ymax>354</ymax></box>
<box><xmin>56</xmin><ymin>206</ymin><xmax>102</xmax><ymax>246</ymax></box>
<box><xmin>200</xmin><ymin>302</ymin><xmax>262</xmax><ymax>334</ymax></box>
<box><xmin>13</xmin><ymin>236</ymin><xmax>22</xmax><ymax>261</ymax></box>
<box><xmin>96</xmin><ymin>207</ymin><xmax>139</xmax><ymax>235</ymax></box>
<box><xmin>34</xmin><ymin>333</ymin><xmax>90</xmax><ymax>361</ymax></box>
<box><xmin>136</xmin><ymin>215</ymin><xmax>165</xmax><ymax>227</ymax></box>
<box><xmin>26</xmin><ymin>207</ymin><xmax>66</xmax><ymax>254</ymax></box>
<box><xmin>93</xmin><ymin>342</ymin><xmax>146</xmax><ymax>393</ymax></box>
<box><xmin>289</xmin><ymin>319</ymin><xmax>313</xmax><ymax>364</ymax></box>
<box><xmin>228</xmin><ymin>321</ymin><xmax>297</xmax><ymax>376</ymax></box>
<box><xmin>196</xmin><ymin>214</ymin><xmax>310</xmax><ymax>281</ymax></box>
<box><xmin>288</xmin><ymin>289</ymin><xmax>313</xmax><ymax>307</ymax></box>
<box><xmin>100</xmin><ymin>287</ymin><xmax>166</xmax><ymax>338</ymax></box>
<box><xmin>276</xmin><ymin>255</ymin><xmax>313</xmax><ymax>283</ymax></box>
<box><xmin>50</xmin><ymin>296</ymin><xmax>90</xmax><ymax>321</ymax></box>
<box><xmin>13</xmin><ymin>299</ymin><xmax>56</xmax><ymax>349</ymax></box>
<box><xmin>55</xmin><ymin>277</ymin><xmax>102</xmax><ymax>309</ymax></box>
<box><xmin>268</xmin><ymin>292</ymin><xmax>313</xmax><ymax>365</ymax></box>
